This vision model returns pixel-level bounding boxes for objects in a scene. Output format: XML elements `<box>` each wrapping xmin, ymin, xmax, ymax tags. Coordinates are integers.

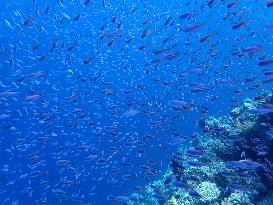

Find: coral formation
<box><xmin>221</xmin><ymin>191</ymin><xmax>255</xmax><ymax>205</ymax></box>
<box><xmin>195</xmin><ymin>181</ymin><xmax>220</xmax><ymax>202</ymax></box>
<box><xmin>128</xmin><ymin>91</ymin><xmax>273</xmax><ymax>205</ymax></box>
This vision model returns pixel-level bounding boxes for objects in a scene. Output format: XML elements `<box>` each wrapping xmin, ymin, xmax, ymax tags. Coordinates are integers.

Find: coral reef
<box><xmin>128</xmin><ymin>91</ymin><xmax>273</xmax><ymax>205</ymax></box>
<box><xmin>221</xmin><ymin>191</ymin><xmax>255</xmax><ymax>205</ymax></box>
<box><xmin>194</xmin><ymin>181</ymin><xmax>220</xmax><ymax>202</ymax></box>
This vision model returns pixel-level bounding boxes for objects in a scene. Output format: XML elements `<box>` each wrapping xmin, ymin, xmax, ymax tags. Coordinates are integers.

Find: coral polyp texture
<box><xmin>194</xmin><ymin>181</ymin><xmax>220</xmax><ymax>202</ymax></box>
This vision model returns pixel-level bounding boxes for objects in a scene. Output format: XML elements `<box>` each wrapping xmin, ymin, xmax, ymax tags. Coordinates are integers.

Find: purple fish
<box><xmin>186</xmin><ymin>149</ymin><xmax>203</xmax><ymax>157</ymax></box>
<box><xmin>179</xmin><ymin>11</ymin><xmax>195</xmax><ymax>20</ymax></box>
<box><xmin>190</xmin><ymin>87</ymin><xmax>209</xmax><ymax>93</ymax></box>
<box><xmin>242</xmin><ymin>45</ymin><xmax>262</xmax><ymax>53</ymax></box>
<box><xmin>227</xmin><ymin>161</ymin><xmax>246</xmax><ymax>168</ymax></box>
<box><xmin>232</xmin><ymin>20</ymin><xmax>248</xmax><ymax>29</ymax></box>
<box><xmin>224</xmin><ymin>135</ymin><xmax>244</xmax><ymax>141</ymax></box>
<box><xmin>238</xmin><ymin>171</ymin><xmax>251</xmax><ymax>178</ymax></box>
<box><xmin>168</xmin><ymin>136</ymin><xmax>188</xmax><ymax>145</ymax></box>
<box><xmin>188</xmin><ymin>161</ymin><xmax>205</xmax><ymax>167</ymax></box>
<box><xmin>172</xmin><ymin>153</ymin><xmax>183</xmax><ymax>161</ymax></box>
<box><xmin>183</xmin><ymin>23</ymin><xmax>204</xmax><ymax>32</ymax></box>
<box><xmin>250</xmin><ymin>108</ymin><xmax>273</xmax><ymax>114</ymax></box>
<box><xmin>262</xmin><ymin>70</ymin><xmax>273</xmax><ymax>76</ymax></box>
<box><xmin>151</xmin><ymin>58</ymin><xmax>164</xmax><ymax>64</ymax></box>
<box><xmin>242</xmin><ymin>160</ymin><xmax>263</xmax><ymax>168</ymax></box>
<box><xmin>258</xmin><ymin>59</ymin><xmax>273</xmax><ymax>66</ymax></box>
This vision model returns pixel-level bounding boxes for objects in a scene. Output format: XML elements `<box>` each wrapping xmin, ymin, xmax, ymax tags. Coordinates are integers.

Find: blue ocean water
<box><xmin>0</xmin><ymin>0</ymin><xmax>273</xmax><ymax>204</ymax></box>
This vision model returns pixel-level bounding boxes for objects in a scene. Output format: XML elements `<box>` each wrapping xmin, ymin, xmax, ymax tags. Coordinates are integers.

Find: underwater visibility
<box><xmin>1</xmin><ymin>0</ymin><xmax>273</xmax><ymax>204</ymax></box>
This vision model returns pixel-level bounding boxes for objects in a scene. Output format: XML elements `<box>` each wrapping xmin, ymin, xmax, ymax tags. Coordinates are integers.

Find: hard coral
<box><xmin>195</xmin><ymin>181</ymin><xmax>220</xmax><ymax>203</ymax></box>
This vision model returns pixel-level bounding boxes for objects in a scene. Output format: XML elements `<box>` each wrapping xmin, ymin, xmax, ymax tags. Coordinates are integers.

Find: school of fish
<box><xmin>0</xmin><ymin>0</ymin><xmax>273</xmax><ymax>204</ymax></box>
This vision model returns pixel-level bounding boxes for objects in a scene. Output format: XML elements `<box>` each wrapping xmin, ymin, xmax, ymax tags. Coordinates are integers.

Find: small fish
<box><xmin>25</xmin><ymin>94</ymin><xmax>42</xmax><ymax>101</ymax></box>
<box><xmin>179</xmin><ymin>11</ymin><xmax>195</xmax><ymax>20</ymax></box>
<box><xmin>242</xmin><ymin>160</ymin><xmax>263</xmax><ymax>168</ymax></box>
<box><xmin>188</xmin><ymin>161</ymin><xmax>205</xmax><ymax>167</ymax></box>
<box><xmin>163</xmin><ymin>16</ymin><xmax>173</xmax><ymax>26</ymax></box>
<box><xmin>61</xmin><ymin>12</ymin><xmax>71</xmax><ymax>20</ymax></box>
<box><xmin>222</xmin><ymin>170</ymin><xmax>235</xmax><ymax>177</ymax></box>
<box><xmin>232</xmin><ymin>20</ymin><xmax>249</xmax><ymax>29</ymax></box>
<box><xmin>167</xmin><ymin>136</ymin><xmax>188</xmax><ymax>145</ymax></box>
<box><xmin>141</xmin><ymin>28</ymin><xmax>151</xmax><ymax>38</ymax></box>
<box><xmin>228</xmin><ymin>183</ymin><xmax>250</xmax><ymax>191</ymax></box>
<box><xmin>266</xmin><ymin>1</ymin><xmax>273</xmax><ymax>7</ymax></box>
<box><xmin>45</xmin><ymin>4</ymin><xmax>49</xmax><ymax>15</ymax></box>
<box><xmin>183</xmin><ymin>23</ymin><xmax>204</xmax><ymax>32</ymax></box>
<box><xmin>83</xmin><ymin>0</ymin><xmax>91</xmax><ymax>6</ymax></box>
<box><xmin>164</xmin><ymin>175</ymin><xmax>176</xmax><ymax>185</ymax></box>
<box><xmin>258</xmin><ymin>59</ymin><xmax>273</xmax><ymax>66</ymax></box>
<box><xmin>186</xmin><ymin>149</ymin><xmax>203</xmax><ymax>157</ymax></box>
<box><xmin>23</xmin><ymin>16</ymin><xmax>34</xmax><ymax>25</ymax></box>
<box><xmin>0</xmin><ymin>91</ymin><xmax>17</xmax><ymax>97</ymax></box>
<box><xmin>208</xmin><ymin>0</ymin><xmax>215</xmax><ymax>8</ymax></box>
<box><xmin>173</xmin><ymin>182</ymin><xmax>189</xmax><ymax>189</ymax></box>
<box><xmin>250</xmin><ymin>108</ymin><xmax>273</xmax><ymax>114</ymax></box>
<box><xmin>224</xmin><ymin>135</ymin><xmax>244</xmax><ymax>141</ymax></box>
<box><xmin>227</xmin><ymin>161</ymin><xmax>246</xmax><ymax>168</ymax></box>
<box><xmin>189</xmin><ymin>191</ymin><xmax>202</xmax><ymax>198</ymax></box>
<box><xmin>123</xmin><ymin>109</ymin><xmax>140</xmax><ymax>117</ymax></box>
<box><xmin>265</xmin><ymin>129</ymin><xmax>273</xmax><ymax>138</ymax></box>
<box><xmin>68</xmin><ymin>43</ymin><xmax>77</xmax><ymax>51</ymax></box>
<box><xmin>227</xmin><ymin>1</ymin><xmax>238</xmax><ymax>8</ymax></box>
<box><xmin>0</xmin><ymin>114</ymin><xmax>10</xmax><ymax>120</ymax></box>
